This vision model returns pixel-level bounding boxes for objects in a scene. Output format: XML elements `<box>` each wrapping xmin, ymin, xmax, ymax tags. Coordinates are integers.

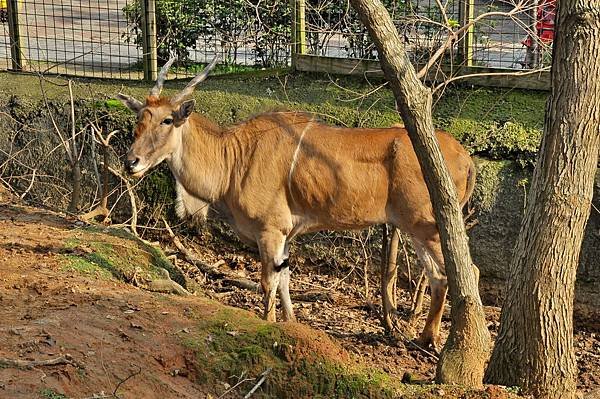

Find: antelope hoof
<box><xmin>282</xmin><ymin>313</ymin><xmax>296</xmax><ymax>323</ymax></box>
<box><xmin>415</xmin><ymin>333</ymin><xmax>442</xmax><ymax>354</ymax></box>
<box><xmin>263</xmin><ymin>307</ymin><xmax>277</xmax><ymax>323</ymax></box>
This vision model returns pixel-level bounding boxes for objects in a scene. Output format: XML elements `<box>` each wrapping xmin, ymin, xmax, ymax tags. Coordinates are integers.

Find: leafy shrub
<box><xmin>122</xmin><ymin>0</ymin><xmax>290</xmax><ymax>67</ymax></box>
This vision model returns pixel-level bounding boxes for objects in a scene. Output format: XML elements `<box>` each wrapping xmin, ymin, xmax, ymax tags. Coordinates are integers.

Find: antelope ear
<box><xmin>116</xmin><ymin>93</ymin><xmax>143</xmax><ymax>113</ymax></box>
<box><xmin>174</xmin><ymin>99</ymin><xmax>195</xmax><ymax>123</ymax></box>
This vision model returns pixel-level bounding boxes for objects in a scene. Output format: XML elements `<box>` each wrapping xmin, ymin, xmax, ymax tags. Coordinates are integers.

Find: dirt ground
<box><xmin>0</xmin><ymin>191</ymin><xmax>598</xmax><ymax>398</ymax></box>
<box><xmin>0</xmin><ymin>204</ymin><xmax>213</xmax><ymax>398</ymax></box>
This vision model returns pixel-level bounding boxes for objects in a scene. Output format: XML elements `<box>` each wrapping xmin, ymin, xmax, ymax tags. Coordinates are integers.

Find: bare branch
<box><xmin>0</xmin><ymin>354</ymin><xmax>80</xmax><ymax>369</ymax></box>
<box><xmin>243</xmin><ymin>368</ymin><xmax>272</xmax><ymax>399</ymax></box>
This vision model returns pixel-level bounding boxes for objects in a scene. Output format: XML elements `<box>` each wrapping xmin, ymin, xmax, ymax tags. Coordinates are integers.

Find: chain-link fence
<box><xmin>0</xmin><ymin>0</ymin><xmax>553</xmax><ymax>81</ymax></box>
<box><xmin>1</xmin><ymin>0</ymin><xmax>143</xmax><ymax>78</ymax></box>
<box><xmin>303</xmin><ymin>0</ymin><xmax>461</xmax><ymax>65</ymax></box>
<box><xmin>0</xmin><ymin>0</ymin><xmax>292</xmax><ymax>80</ymax></box>
<box><xmin>300</xmin><ymin>0</ymin><xmax>553</xmax><ymax>70</ymax></box>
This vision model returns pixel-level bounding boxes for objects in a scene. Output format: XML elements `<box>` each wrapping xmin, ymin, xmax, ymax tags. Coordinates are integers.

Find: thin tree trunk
<box><xmin>485</xmin><ymin>2</ymin><xmax>600</xmax><ymax>398</ymax></box>
<box><xmin>101</xmin><ymin>145</ymin><xmax>110</xmax><ymax>210</ymax></box>
<box><xmin>68</xmin><ymin>160</ymin><xmax>81</xmax><ymax>213</ymax></box>
<box><xmin>349</xmin><ymin>0</ymin><xmax>490</xmax><ymax>386</ymax></box>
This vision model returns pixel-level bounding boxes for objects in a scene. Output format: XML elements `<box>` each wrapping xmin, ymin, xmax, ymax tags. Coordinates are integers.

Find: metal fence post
<box><xmin>525</xmin><ymin>0</ymin><xmax>540</xmax><ymax>69</ymax></box>
<box><xmin>141</xmin><ymin>0</ymin><xmax>158</xmax><ymax>81</ymax></box>
<box><xmin>7</xmin><ymin>0</ymin><xmax>24</xmax><ymax>70</ymax></box>
<box><xmin>290</xmin><ymin>0</ymin><xmax>306</xmax><ymax>70</ymax></box>
<box><xmin>458</xmin><ymin>0</ymin><xmax>474</xmax><ymax>67</ymax></box>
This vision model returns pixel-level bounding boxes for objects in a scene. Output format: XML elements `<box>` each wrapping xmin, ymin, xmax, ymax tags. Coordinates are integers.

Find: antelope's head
<box><xmin>117</xmin><ymin>57</ymin><xmax>218</xmax><ymax>177</ymax></box>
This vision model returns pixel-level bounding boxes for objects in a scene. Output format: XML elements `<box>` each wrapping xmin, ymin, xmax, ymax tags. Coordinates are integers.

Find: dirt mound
<box><xmin>0</xmin><ymin>199</ymin><xmax>403</xmax><ymax>398</ymax></box>
<box><xmin>278</xmin><ymin>322</ymin><xmax>351</xmax><ymax>363</ymax></box>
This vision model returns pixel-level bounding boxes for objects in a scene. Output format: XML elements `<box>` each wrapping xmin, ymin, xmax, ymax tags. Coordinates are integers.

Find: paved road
<box><xmin>472</xmin><ymin>0</ymin><xmax>532</xmax><ymax>69</ymax></box>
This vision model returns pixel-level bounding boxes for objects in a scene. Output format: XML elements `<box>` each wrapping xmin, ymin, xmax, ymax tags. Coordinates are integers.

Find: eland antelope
<box><xmin>117</xmin><ymin>58</ymin><xmax>477</xmax><ymax>349</ymax></box>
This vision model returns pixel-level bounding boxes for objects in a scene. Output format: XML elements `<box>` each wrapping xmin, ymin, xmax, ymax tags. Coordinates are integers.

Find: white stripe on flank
<box><xmin>288</xmin><ymin>121</ymin><xmax>312</xmax><ymax>195</ymax></box>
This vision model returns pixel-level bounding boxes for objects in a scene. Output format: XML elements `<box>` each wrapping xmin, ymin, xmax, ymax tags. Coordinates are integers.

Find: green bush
<box><xmin>122</xmin><ymin>0</ymin><xmax>290</xmax><ymax>67</ymax></box>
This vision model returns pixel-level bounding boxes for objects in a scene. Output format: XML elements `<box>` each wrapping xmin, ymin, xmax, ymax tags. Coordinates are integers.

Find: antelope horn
<box><xmin>172</xmin><ymin>56</ymin><xmax>220</xmax><ymax>104</ymax></box>
<box><xmin>149</xmin><ymin>56</ymin><xmax>176</xmax><ymax>98</ymax></box>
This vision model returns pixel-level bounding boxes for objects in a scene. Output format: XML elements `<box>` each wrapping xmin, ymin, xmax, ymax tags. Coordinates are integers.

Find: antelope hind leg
<box><xmin>413</xmin><ymin>239</ymin><xmax>448</xmax><ymax>352</ymax></box>
<box><xmin>381</xmin><ymin>227</ymin><xmax>400</xmax><ymax>331</ymax></box>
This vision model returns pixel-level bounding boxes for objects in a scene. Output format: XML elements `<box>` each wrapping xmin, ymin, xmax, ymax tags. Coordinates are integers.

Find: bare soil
<box><xmin>0</xmin><ymin>202</ymin><xmax>212</xmax><ymax>398</ymax></box>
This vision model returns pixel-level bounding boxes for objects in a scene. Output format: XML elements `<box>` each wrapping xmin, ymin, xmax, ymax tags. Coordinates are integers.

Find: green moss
<box><xmin>180</xmin><ymin>306</ymin><xmax>399</xmax><ymax>398</ymax></box>
<box><xmin>40</xmin><ymin>388</ymin><xmax>68</xmax><ymax>399</ymax></box>
<box><xmin>434</xmin><ymin>87</ymin><xmax>546</xmax><ymax>166</ymax></box>
<box><xmin>472</xmin><ymin>158</ymin><xmax>514</xmax><ymax>212</ymax></box>
<box><xmin>60</xmin><ymin>226</ymin><xmax>183</xmax><ymax>285</ymax></box>
<box><xmin>62</xmin><ymin>255</ymin><xmax>113</xmax><ymax>279</ymax></box>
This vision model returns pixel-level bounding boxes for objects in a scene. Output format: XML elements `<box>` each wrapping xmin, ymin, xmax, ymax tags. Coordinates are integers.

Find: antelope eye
<box><xmin>161</xmin><ymin>118</ymin><xmax>173</xmax><ymax>125</ymax></box>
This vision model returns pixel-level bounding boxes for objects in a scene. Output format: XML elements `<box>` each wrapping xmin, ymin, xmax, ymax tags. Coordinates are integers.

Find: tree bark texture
<box><xmin>68</xmin><ymin>160</ymin><xmax>81</xmax><ymax>214</ymax></box>
<box><xmin>349</xmin><ymin>0</ymin><xmax>490</xmax><ymax>386</ymax></box>
<box><xmin>485</xmin><ymin>3</ymin><xmax>600</xmax><ymax>398</ymax></box>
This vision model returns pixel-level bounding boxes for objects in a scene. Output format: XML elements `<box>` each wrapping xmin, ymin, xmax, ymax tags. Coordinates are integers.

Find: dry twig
<box><xmin>243</xmin><ymin>368</ymin><xmax>272</xmax><ymax>399</ymax></box>
<box><xmin>0</xmin><ymin>354</ymin><xmax>79</xmax><ymax>369</ymax></box>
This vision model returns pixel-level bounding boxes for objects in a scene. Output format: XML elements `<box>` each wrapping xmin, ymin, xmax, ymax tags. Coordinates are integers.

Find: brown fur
<box><xmin>120</xmin><ymin>96</ymin><xmax>476</xmax><ymax>350</ymax></box>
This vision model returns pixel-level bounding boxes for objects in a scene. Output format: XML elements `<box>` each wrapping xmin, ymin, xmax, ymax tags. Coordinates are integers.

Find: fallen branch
<box><xmin>0</xmin><ymin>354</ymin><xmax>79</xmax><ymax>369</ymax></box>
<box><xmin>243</xmin><ymin>367</ymin><xmax>272</xmax><ymax>399</ymax></box>
<box><xmin>162</xmin><ymin>219</ymin><xmax>260</xmax><ymax>292</ymax></box>
<box><xmin>145</xmin><ymin>267</ymin><xmax>191</xmax><ymax>296</ymax></box>
<box><xmin>391</xmin><ymin>322</ymin><xmax>439</xmax><ymax>361</ymax></box>
<box><xmin>79</xmin><ymin>205</ymin><xmax>110</xmax><ymax>222</ymax></box>
<box><xmin>113</xmin><ymin>365</ymin><xmax>141</xmax><ymax>399</ymax></box>
<box><xmin>218</xmin><ymin>371</ymin><xmax>254</xmax><ymax>399</ymax></box>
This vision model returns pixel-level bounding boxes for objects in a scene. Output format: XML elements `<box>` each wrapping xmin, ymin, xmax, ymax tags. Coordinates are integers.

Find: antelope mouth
<box><xmin>129</xmin><ymin>165</ymin><xmax>150</xmax><ymax>178</ymax></box>
<box><xmin>130</xmin><ymin>170</ymin><xmax>146</xmax><ymax>178</ymax></box>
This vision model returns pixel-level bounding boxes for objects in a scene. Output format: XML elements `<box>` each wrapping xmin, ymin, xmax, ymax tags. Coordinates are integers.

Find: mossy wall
<box><xmin>0</xmin><ymin>71</ymin><xmax>597</xmax><ymax>280</ymax></box>
<box><xmin>471</xmin><ymin>160</ymin><xmax>600</xmax><ymax>280</ymax></box>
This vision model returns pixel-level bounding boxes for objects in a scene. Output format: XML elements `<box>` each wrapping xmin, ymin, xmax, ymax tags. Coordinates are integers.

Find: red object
<box><xmin>522</xmin><ymin>0</ymin><xmax>556</xmax><ymax>47</ymax></box>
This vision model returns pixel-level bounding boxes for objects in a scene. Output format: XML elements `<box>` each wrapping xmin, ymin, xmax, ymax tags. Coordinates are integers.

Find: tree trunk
<box><xmin>101</xmin><ymin>145</ymin><xmax>110</xmax><ymax>210</ymax></box>
<box><xmin>68</xmin><ymin>160</ymin><xmax>81</xmax><ymax>214</ymax></box>
<box><xmin>485</xmin><ymin>2</ymin><xmax>600</xmax><ymax>398</ymax></box>
<box><xmin>349</xmin><ymin>0</ymin><xmax>490</xmax><ymax>386</ymax></box>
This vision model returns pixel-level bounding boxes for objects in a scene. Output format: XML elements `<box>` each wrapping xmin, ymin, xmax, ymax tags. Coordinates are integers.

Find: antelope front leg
<box><xmin>381</xmin><ymin>227</ymin><xmax>400</xmax><ymax>331</ymax></box>
<box><xmin>258</xmin><ymin>231</ymin><xmax>288</xmax><ymax>323</ymax></box>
